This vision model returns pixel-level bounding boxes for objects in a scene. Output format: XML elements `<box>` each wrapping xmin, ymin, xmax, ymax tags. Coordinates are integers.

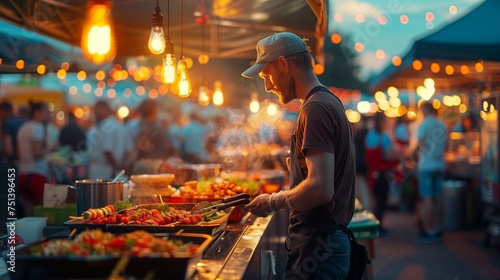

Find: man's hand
<box><xmin>244</xmin><ymin>194</ymin><xmax>272</xmax><ymax>217</ymax></box>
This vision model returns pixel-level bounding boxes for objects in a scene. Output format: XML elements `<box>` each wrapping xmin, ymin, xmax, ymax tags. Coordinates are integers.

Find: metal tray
<box><xmin>64</xmin><ymin>203</ymin><xmax>232</xmax><ymax>236</ymax></box>
<box><xmin>3</xmin><ymin>232</ymin><xmax>212</xmax><ymax>280</ymax></box>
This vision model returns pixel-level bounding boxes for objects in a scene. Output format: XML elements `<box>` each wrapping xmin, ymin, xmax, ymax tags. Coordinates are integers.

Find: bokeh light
<box><xmin>449</xmin><ymin>6</ymin><xmax>457</xmax><ymax>15</ymax></box>
<box><xmin>354</xmin><ymin>42</ymin><xmax>365</xmax><ymax>52</ymax></box>
<box><xmin>413</xmin><ymin>60</ymin><xmax>422</xmax><ymax>71</ymax></box>
<box><xmin>376</xmin><ymin>50</ymin><xmax>385</xmax><ymax>59</ymax></box>
<box><xmin>460</xmin><ymin>65</ymin><xmax>469</xmax><ymax>75</ymax></box>
<box><xmin>425</xmin><ymin>12</ymin><xmax>434</xmax><ymax>21</ymax></box>
<box><xmin>378</xmin><ymin>15</ymin><xmax>387</xmax><ymax>25</ymax></box>
<box><xmin>431</xmin><ymin>63</ymin><xmax>440</xmax><ymax>73</ymax></box>
<box><xmin>330</xmin><ymin>33</ymin><xmax>342</xmax><ymax>44</ymax></box>
<box><xmin>400</xmin><ymin>15</ymin><xmax>409</xmax><ymax>24</ymax></box>
<box><xmin>355</xmin><ymin>15</ymin><xmax>365</xmax><ymax>23</ymax></box>
<box><xmin>392</xmin><ymin>56</ymin><xmax>402</xmax><ymax>67</ymax></box>
<box><xmin>445</xmin><ymin>65</ymin><xmax>454</xmax><ymax>75</ymax></box>
<box><xmin>475</xmin><ymin>62</ymin><xmax>484</xmax><ymax>72</ymax></box>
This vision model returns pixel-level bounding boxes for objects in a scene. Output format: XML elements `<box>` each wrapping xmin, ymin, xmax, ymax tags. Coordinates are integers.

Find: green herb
<box><xmin>114</xmin><ymin>200</ymin><xmax>132</xmax><ymax>212</ymax></box>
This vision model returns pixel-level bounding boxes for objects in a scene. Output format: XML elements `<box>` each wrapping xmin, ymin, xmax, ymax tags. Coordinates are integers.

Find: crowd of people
<box><xmin>353</xmin><ymin>103</ymin><xmax>449</xmax><ymax>243</ymax></box>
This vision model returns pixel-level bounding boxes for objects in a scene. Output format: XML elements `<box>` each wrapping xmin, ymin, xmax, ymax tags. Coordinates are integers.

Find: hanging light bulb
<box><xmin>148</xmin><ymin>1</ymin><xmax>166</xmax><ymax>54</ymax></box>
<box><xmin>198</xmin><ymin>78</ymin><xmax>210</xmax><ymax>106</ymax></box>
<box><xmin>213</xmin><ymin>80</ymin><xmax>224</xmax><ymax>106</ymax></box>
<box><xmin>249</xmin><ymin>92</ymin><xmax>260</xmax><ymax>113</ymax></box>
<box><xmin>177</xmin><ymin>57</ymin><xmax>192</xmax><ymax>98</ymax></box>
<box><xmin>81</xmin><ymin>0</ymin><xmax>116</xmax><ymax>64</ymax></box>
<box><xmin>199</xmin><ymin>86</ymin><xmax>210</xmax><ymax>106</ymax></box>
<box><xmin>161</xmin><ymin>39</ymin><xmax>176</xmax><ymax>84</ymax></box>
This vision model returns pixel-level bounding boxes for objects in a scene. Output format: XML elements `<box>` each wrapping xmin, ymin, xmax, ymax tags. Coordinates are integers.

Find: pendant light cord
<box><xmin>181</xmin><ymin>0</ymin><xmax>184</xmax><ymax>57</ymax></box>
<box><xmin>167</xmin><ymin>0</ymin><xmax>170</xmax><ymax>36</ymax></box>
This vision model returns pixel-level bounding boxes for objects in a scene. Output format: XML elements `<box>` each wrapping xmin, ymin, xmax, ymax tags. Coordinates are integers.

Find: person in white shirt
<box><xmin>87</xmin><ymin>101</ymin><xmax>134</xmax><ymax>179</ymax></box>
<box><xmin>17</xmin><ymin>101</ymin><xmax>54</xmax><ymax>216</ymax></box>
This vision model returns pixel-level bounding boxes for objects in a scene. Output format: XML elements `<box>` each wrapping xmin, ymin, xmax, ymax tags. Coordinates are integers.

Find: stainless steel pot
<box><xmin>68</xmin><ymin>180</ymin><xmax>124</xmax><ymax>215</ymax></box>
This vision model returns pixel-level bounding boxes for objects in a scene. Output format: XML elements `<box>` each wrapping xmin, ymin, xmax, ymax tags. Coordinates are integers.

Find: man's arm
<box><xmin>286</xmin><ymin>149</ymin><xmax>334</xmax><ymax>210</ymax></box>
<box><xmin>245</xmin><ymin>149</ymin><xmax>334</xmax><ymax>216</ymax></box>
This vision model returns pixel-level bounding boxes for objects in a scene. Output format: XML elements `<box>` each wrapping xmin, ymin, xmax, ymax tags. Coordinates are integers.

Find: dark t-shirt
<box><xmin>59</xmin><ymin>122</ymin><xmax>87</xmax><ymax>152</ymax></box>
<box><xmin>294</xmin><ymin>88</ymin><xmax>356</xmax><ymax>226</ymax></box>
<box><xmin>2</xmin><ymin>116</ymin><xmax>26</xmax><ymax>160</ymax></box>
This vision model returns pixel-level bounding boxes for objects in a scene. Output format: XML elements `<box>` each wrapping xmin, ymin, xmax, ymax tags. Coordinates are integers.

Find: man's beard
<box><xmin>276</xmin><ymin>76</ymin><xmax>296</xmax><ymax>104</ymax></box>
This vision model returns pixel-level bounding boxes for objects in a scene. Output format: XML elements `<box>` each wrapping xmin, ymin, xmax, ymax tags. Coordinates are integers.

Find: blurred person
<box><xmin>17</xmin><ymin>106</ymin><xmax>29</xmax><ymax>120</ymax></box>
<box><xmin>364</xmin><ymin>112</ymin><xmax>399</xmax><ymax>234</ymax></box>
<box><xmin>414</xmin><ymin>102</ymin><xmax>448</xmax><ymax>243</ymax></box>
<box><xmin>453</xmin><ymin>115</ymin><xmax>478</xmax><ymax>133</ymax></box>
<box><xmin>87</xmin><ymin>101</ymin><xmax>133</xmax><ymax>179</ymax></box>
<box><xmin>180</xmin><ymin>111</ymin><xmax>209</xmax><ymax>163</ymax></box>
<box><xmin>242</xmin><ymin>32</ymin><xmax>355</xmax><ymax>279</ymax></box>
<box><xmin>58</xmin><ymin>112</ymin><xmax>87</xmax><ymax>181</ymax></box>
<box><xmin>130</xmin><ymin>99</ymin><xmax>172</xmax><ymax>161</ymax></box>
<box><xmin>0</xmin><ymin>101</ymin><xmax>26</xmax><ymax>163</ymax></box>
<box><xmin>59</xmin><ymin>112</ymin><xmax>87</xmax><ymax>153</ymax></box>
<box><xmin>394</xmin><ymin>115</ymin><xmax>410</xmax><ymax>152</ymax></box>
<box><xmin>353</xmin><ymin>116</ymin><xmax>373</xmax><ymax>211</ymax></box>
<box><xmin>17</xmin><ymin>101</ymin><xmax>55</xmax><ymax>216</ymax></box>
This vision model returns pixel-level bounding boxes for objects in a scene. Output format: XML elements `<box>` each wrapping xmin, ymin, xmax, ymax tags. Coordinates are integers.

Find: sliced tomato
<box><xmin>109</xmin><ymin>237</ymin><xmax>126</xmax><ymax>249</ymax></box>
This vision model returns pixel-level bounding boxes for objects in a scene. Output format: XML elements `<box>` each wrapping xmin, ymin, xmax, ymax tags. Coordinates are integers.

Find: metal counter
<box><xmin>195</xmin><ymin>211</ymin><xmax>283</xmax><ymax>280</ymax></box>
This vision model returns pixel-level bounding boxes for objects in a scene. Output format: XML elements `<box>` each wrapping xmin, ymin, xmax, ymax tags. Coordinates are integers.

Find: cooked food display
<box><xmin>76</xmin><ymin>204</ymin><xmax>226</xmax><ymax>226</ymax></box>
<box><xmin>178</xmin><ymin>179</ymin><xmax>259</xmax><ymax>199</ymax></box>
<box><xmin>28</xmin><ymin>229</ymin><xmax>199</xmax><ymax>257</ymax></box>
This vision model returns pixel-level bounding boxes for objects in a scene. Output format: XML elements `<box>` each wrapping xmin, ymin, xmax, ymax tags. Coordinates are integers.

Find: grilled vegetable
<box><xmin>83</xmin><ymin>205</ymin><xmax>115</xmax><ymax>220</ymax></box>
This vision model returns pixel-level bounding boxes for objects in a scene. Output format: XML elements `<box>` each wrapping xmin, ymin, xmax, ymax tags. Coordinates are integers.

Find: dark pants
<box><xmin>373</xmin><ymin>171</ymin><xmax>390</xmax><ymax>226</ymax></box>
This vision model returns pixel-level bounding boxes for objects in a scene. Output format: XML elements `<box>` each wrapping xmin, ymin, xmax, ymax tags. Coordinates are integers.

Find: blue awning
<box><xmin>370</xmin><ymin>0</ymin><xmax>500</xmax><ymax>92</ymax></box>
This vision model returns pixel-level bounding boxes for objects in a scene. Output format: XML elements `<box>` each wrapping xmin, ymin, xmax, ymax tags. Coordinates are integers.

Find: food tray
<box><xmin>3</xmin><ymin>232</ymin><xmax>212</xmax><ymax>280</ymax></box>
<box><xmin>64</xmin><ymin>203</ymin><xmax>232</xmax><ymax>236</ymax></box>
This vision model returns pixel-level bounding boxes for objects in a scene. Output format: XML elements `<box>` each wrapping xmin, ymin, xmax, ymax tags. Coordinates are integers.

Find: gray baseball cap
<box><xmin>241</xmin><ymin>32</ymin><xmax>309</xmax><ymax>78</ymax></box>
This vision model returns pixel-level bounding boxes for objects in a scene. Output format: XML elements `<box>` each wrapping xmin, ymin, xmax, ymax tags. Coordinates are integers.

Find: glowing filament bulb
<box><xmin>148</xmin><ymin>6</ymin><xmax>165</xmax><ymax>54</ymax></box>
<box><xmin>81</xmin><ymin>1</ymin><xmax>116</xmax><ymax>64</ymax></box>
<box><xmin>148</xmin><ymin>26</ymin><xmax>166</xmax><ymax>54</ymax></box>
<box><xmin>177</xmin><ymin>59</ymin><xmax>191</xmax><ymax>98</ymax></box>
<box><xmin>161</xmin><ymin>53</ymin><xmax>176</xmax><ymax>84</ymax></box>
<box><xmin>213</xmin><ymin>90</ymin><xmax>223</xmax><ymax>106</ymax></box>
<box><xmin>199</xmin><ymin>86</ymin><xmax>210</xmax><ymax>106</ymax></box>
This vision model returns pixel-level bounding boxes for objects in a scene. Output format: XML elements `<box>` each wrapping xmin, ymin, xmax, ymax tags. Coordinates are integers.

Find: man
<box><xmin>415</xmin><ymin>102</ymin><xmax>447</xmax><ymax>243</ymax></box>
<box><xmin>0</xmin><ymin>101</ymin><xmax>26</xmax><ymax>163</ymax></box>
<box><xmin>17</xmin><ymin>101</ymin><xmax>53</xmax><ymax>216</ymax></box>
<box><xmin>87</xmin><ymin>101</ymin><xmax>133</xmax><ymax>179</ymax></box>
<box><xmin>242</xmin><ymin>32</ymin><xmax>355</xmax><ymax>279</ymax></box>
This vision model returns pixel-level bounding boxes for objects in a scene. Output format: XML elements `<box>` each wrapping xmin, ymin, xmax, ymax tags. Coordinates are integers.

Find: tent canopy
<box><xmin>0</xmin><ymin>0</ymin><xmax>325</xmax><ymax>61</ymax></box>
<box><xmin>370</xmin><ymin>0</ymin><xmax>500</xmax><ymax>92</ymax></box>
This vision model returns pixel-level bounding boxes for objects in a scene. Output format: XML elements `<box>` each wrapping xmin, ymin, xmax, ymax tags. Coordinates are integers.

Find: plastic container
<box><xmin>33</xmin><ymin>204</ymin><xmax>77</xmax><ymax>225</ymax></box>
<box><xmin>6</xmin><ymin>217</ymin><xmax>47</xmax><ymax>245</ymax></box>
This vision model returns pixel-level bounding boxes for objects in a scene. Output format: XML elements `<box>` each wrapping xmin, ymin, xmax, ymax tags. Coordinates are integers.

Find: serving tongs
<box><xmin>191</xmin><ymin>193</ymin><xmax>250</xmax><ymax>215</ymax></box>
